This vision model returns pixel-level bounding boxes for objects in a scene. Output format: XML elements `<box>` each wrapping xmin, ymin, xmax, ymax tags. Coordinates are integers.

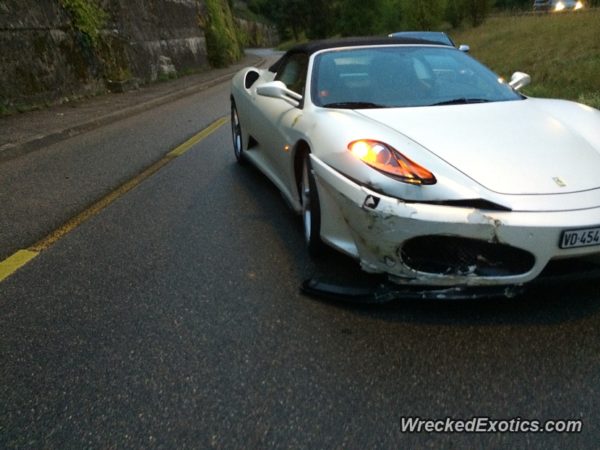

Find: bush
<box><xmin>403</xmin><ymin>0</ymin><xmax>445</xmax><ymax>30</ymax></box>
<box><xmin>463</xmin><ymin>0</ymin><xmax>494</xmax><ymax>27</ymax></box>
<box><xmin>203</xmin><ymin>0</ymin><xmax>244</xmax><ymax>67</ymax></box>
<box><xmin>59</xmin><ymin>0</ymin><xmax>107</xmax><ymax>46</ymax></box>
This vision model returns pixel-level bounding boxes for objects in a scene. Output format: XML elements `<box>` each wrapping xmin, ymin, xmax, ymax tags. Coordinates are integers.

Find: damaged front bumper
<box><xmin>301</xmin><ymin>278</ymin><xmax>526</xmax><ymax>302</ymax></box>
<box><xmin>310</xmin><ymin>155</ymin><xmax>600</xmax><ymax>287</ymax></box>
<box><xmin>301</xmin><ymin>257</ymin><xmax>600</xmax><ymax>303</ymax></box>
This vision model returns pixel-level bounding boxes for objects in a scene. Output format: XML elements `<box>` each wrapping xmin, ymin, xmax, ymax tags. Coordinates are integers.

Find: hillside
<box><xmin>452</xmin><ymin>9</ymin><xmax>600</xmax><ymax>108</ymax></box>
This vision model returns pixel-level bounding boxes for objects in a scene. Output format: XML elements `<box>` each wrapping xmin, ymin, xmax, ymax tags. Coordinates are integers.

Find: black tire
<box><xmin>300</xmin><ymin>152</ymin><xmax>325</xmax><ymax>256</ymax></box>
<box><xmin>231</xmin><ymin>100</ymin><xmax>246</xmax><ymax>164</ymax></box>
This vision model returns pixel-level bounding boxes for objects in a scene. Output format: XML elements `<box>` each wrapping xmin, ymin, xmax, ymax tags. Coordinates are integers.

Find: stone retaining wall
<box><xmin>0</xmin><ymin>0</ymin><xmax>238</xmax><ymax>112</ymax></box>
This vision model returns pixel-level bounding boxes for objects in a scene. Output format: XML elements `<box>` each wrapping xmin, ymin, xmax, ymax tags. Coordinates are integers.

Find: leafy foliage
<box><xmin>203</xmin><ymin>0</ymin><xmax>244</xmax><ymax>67</ymax></box>
<box><xmin>445</xmin><ymin>0</ymin><xmax>465</xmax><ymax>28</ymax></box>
<box><xmin>248</xmin><ymin>0</ymin><xmax>312</xmax><ymax>40</ymax></box>
<box><xmin>463</xmin><ymin>0</ymin><xmax>494</xmax><ymax>26</ymax></box>
<box><xmin>59</xmin><ymin>0</ymin><xmax>107</xmax><ymax>46</ymax></box>
<box><xmin>246</xmin><ymin>0</ymin><xmax>503</xmax><ymax>39</ymax></box>
<box><xmin>403</xmin><ymin>0</ymin><xmax>445</xmax><ymax>30</ymax></box>
<box><xmin>59</xmin><ymin>0</ymin><xmax>131</xmax><ymax>83</ymax></box>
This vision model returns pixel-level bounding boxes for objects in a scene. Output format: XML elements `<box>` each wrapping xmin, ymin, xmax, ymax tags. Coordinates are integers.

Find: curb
<box><xmin>0</xmin><ymin>56</ymin><xmax>266</xmax><ymax>163</ymax></box>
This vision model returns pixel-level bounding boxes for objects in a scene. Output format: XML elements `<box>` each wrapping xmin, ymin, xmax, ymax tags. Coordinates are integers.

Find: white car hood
<box><xmin>357</xmin><ymin>99</ymin><xmax>600</xmax><ymax>195</ymax></box>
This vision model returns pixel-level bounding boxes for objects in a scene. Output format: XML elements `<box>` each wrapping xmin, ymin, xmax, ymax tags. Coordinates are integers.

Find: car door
<box><xmin>253</xmin><ymin>52</ymin><xmax>309</xmax><ymax>191</ymax></box>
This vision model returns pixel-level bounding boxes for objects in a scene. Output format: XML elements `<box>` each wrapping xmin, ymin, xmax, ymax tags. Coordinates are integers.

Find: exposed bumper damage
<box><xmin>302</xmin><ymin>257</ymin><xmax>600</xmax><ymax>302</ymax></box>
<box><xmin>310</xmin><ymin>155</ymin><xmax>600</xmax><ymax>289</ymax></box>
<box><xmin>301</xmin><ymin>278</ymin><xmax>526</xmax><ymax>302</ymax></box>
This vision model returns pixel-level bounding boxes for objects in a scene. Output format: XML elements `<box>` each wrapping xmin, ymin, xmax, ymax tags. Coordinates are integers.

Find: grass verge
<box><xmin>452</xmin><ymin>9</ymin><xmax>600</xmax><ymax>108</ymax></box>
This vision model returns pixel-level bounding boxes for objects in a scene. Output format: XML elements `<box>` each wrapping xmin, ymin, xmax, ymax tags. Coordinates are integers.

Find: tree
<box><xmin>402</xmin><ymin>0</ymin><xmax>444</xmax><ymax>30</ymax></box>
<box><xmin>305</xmin><ymin>0</ymin><xmax>339</xmax><ymax>39</ymax></box>
<box><xmin>445</xmin><ymin>0</ymin><xmax>465</xmax><ymax>28</ymax></box>
<box><xmin>335</xmin><ymin>0</ymin><xmax>386</xmax><ymax>36</ymax></box>
<box><xmin>248</xmin><ymin>0</ymin><xmax>311</xmax><ymax>40</ymax></box>
<box><xmin>464</xmin><ymin>0</ymin><xmax>494</xmax><ymax>27</ymax></box>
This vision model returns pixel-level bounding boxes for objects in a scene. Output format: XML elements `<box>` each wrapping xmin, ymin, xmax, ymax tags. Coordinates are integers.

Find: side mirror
<box><xmin>508</xmin><ymin>72</ymin><xmax>531</xmax><ymax>91</ymax></box>
<box><xmin>256</xmin><ymin>81</ymin><xmax>303</xmax><ymax>107</ymax></box>
<box><xmin>458</xmin><ymin>44</ymin><xmax>470</xmax><ymax>53</ymax></box>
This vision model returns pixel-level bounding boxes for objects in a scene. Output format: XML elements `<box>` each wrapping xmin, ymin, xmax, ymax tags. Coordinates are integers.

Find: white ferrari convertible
<box><xmin>230</xmin><ymin>37</ymin><xmax>600</xmax><ymax>293</ymax></box>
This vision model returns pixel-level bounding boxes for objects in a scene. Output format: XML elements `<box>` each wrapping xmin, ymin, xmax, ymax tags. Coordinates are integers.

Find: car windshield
<box><xmin>311</xmin><ymin>46</ymin><xmax>523</xmax><ymax>109</ymax></box>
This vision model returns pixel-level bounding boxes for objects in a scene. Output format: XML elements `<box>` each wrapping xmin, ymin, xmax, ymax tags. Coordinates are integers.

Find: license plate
<box><xmin>560</xmin><ymin>226</ymin><xmax>600</xmax><ymax>249</ymax></box>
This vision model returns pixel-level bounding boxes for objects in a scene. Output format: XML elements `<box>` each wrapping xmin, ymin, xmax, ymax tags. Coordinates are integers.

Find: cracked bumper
<box><xmin>311</xmin><ymin>155</ymin><xmax>600</xmax><ymax>286</ymax></box>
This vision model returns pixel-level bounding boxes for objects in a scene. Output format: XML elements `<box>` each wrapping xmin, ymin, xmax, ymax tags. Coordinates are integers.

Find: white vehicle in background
<box><xmin>533</xmin><ymin>0</ymin><xmax>585</xmax><ymax>12</ymax></box>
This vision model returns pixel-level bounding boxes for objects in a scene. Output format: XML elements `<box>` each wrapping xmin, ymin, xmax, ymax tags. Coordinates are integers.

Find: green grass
<box><xmin>452</xmin><ymin>9</ymin><xmax>600</xmax><ymax>108</ymax></box>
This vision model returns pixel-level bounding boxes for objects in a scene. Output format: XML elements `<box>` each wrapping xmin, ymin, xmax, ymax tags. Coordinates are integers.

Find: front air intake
<box><xmin>399</xmin><ymin>236</ymin><xmax>535</xmax><ymax>277</ymax></box>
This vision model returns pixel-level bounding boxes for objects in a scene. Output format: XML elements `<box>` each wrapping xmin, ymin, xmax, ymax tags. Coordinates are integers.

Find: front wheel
<box><xmin>231</xmin><ymin>100</ymin><xmax>245</xmax><ymax>164</ymax></box>
<box><xmin>300</xmin><ymin>153</ymin><xmax>325</xmax><ymax>256</ymax></box>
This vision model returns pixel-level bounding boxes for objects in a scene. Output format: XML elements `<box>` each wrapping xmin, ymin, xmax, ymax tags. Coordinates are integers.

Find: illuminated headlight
<box><xmin>574</xmin><ymin>1</ymin><xmax>584</xmax><ymax>9</ymax></box>
<box><xmin>348</xmin><ymin>140</ymin><xmax>436</xmax><ymax>185</ymax></box>
<box><xmin>554</xmin><ymin>1</ymin><xmax>565</xmax><ymax>10</ymax></box>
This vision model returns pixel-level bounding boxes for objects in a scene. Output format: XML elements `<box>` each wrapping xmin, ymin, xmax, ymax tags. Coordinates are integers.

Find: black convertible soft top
<box><xmin>290</xmin><ymin>36</ymin><xmax>439</xmax><ymax>54</ymax></box>
<box><xmin>269</xmin><ymin>36</ymin><xmax>444</xmax><ymax>73</ymax></box>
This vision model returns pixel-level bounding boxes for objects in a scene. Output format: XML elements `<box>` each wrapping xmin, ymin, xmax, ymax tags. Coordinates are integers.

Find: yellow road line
<box><xmin>1</xmin><ymin>116</ymin><xmax>228</xmax><ymax>283</ymax></box>
<box><xmin>0</xmin><ymin>250</ymin><xmax>39</xmax><ymax>283</ymax></box>
<box><xmin>168</xmin><ymin>117</ymin><xmax>228</xmax><ymax>157</ymax></box>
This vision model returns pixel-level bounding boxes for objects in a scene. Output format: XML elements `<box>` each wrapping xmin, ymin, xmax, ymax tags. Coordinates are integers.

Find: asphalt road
<box><xmin>1</xmin><ymin>65</ymin><xmax>600</xmax><ymax>449</ymax></box>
